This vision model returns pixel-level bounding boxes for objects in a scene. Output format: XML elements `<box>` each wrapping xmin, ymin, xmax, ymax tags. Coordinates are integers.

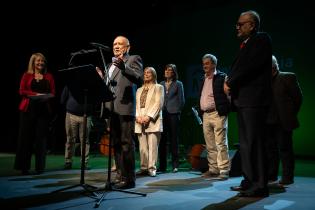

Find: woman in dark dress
<box><xmin>14</xmin><ymin>52</ymin><xmax>55</xmax><ymax>175</ymax></box>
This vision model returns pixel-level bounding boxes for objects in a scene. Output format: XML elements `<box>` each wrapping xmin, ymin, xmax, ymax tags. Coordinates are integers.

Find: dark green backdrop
<box><xmin>130</xmin><ymin>1</ymin><xmax>314</xmax><ymax>157</ymax></box>
<box><xmin>5</xmin><ymin>0</ymin><xmax>314</xmax><ymax>158</ymax></box>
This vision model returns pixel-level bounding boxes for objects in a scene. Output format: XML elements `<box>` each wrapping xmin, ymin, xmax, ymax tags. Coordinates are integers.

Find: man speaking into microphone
<box><xmin>98</xmin><ymin>36</ymin><xmax>143</xmax><ymax>189</ymax></box>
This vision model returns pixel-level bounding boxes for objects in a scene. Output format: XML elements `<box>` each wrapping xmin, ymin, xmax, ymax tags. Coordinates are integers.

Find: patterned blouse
<box><xmin>140</xmin><ymin>87</ymin><xmax>149</xmax><ymax>108</ymax></box>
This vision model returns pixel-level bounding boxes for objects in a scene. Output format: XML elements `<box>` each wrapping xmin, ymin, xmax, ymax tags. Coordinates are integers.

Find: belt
<box><xmin>203</xmin><ymin>108</ymin><xmax>216</xmax><ymax>113</ymax></box>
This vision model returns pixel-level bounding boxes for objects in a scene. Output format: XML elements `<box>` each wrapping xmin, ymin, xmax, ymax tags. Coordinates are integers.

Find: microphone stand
<box><xmin>51</xmin><ymin>64</ymin><xmax>100</xmax><ymax>198</ymax></box>
<box><xmin>92</xmin><ymin>44</ymin><xmax>146</xmax><ymax>208</ymax></box>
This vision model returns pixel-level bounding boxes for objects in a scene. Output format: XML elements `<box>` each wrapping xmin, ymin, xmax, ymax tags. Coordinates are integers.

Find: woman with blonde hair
<box><xmin>135</xmin><ymin>67</ymin><xmax>164</xmax><ymax>177</ymax></box>
<box><xmin>14</xmin><ymin>52</ymin><xmax>55</xmax><ymax>175</ymax></box>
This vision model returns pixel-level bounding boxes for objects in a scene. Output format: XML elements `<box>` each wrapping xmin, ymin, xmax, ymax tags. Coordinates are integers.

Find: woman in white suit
<box><xmin>135</xmin><ymin>67</ymin><xmax>164</xmax><ymax>177</ymax></box>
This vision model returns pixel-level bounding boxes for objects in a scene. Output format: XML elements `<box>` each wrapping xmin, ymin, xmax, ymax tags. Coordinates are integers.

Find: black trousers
<box><xmin>237</xmin><ymin>107</ymin><xmax>268</xmax><ymax>190</ymax></box>
<box><xmin>14</xmin><ymin>111</ymin><xmax>49</xmax><ymax>172</ymax></box>
<box><xmin>159</xmin><ymin>111</ymin><xmax>180</xmax><ymax>170</ymax></box>
<box><xmin>110</xmin><ymin>113</ymin><xmax>136</xmax><ymax>182</ymax></box>
<box><xmin>266</xmin><ymin>124</ymin><xmax>294</xmax><ymax>182</ymax></box>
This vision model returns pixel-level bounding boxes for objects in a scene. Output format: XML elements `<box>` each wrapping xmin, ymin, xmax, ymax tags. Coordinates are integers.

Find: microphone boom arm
<box><xmin>97</xmin><ymin>45</ymin><xmax>115</xmax><ymax>99</ymax></box>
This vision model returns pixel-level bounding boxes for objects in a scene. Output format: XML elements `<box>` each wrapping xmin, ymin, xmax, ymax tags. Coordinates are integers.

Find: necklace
<box><xmin>165</xmin><ymin>80</ymin><xmax>172</xmax><ymax>93</ymax></box>
<box><xmin>34</xmin><ymin>73</ymin><xmax>43</xmax><ymax>82</ymax></box>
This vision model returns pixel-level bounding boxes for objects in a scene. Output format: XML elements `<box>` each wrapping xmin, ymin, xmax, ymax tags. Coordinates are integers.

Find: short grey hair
<box><xmin>272</xmin><ymin>55</ymin><xmax>279</xmax><ymax>70</ymax></box>
<box><xmin>242</xmin><ymin>10</ymin><xmax>261</xmax><ymax>32</ymax></box>
<box><xmin>202</xmin><ymin>54</ymin><xmax>217</xmax><ymax>65</ymax></box>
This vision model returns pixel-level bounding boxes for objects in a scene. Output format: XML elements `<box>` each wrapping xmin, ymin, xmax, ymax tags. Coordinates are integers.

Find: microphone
<box><xmin>192</xmin><ymin>106</ymin><xmax>202</xmax><ymax>125</ymax></box>
<box><xmin>110</xmin><ymin>80</ymin><xmax>117</xmax><ymax>86</ymax></box>
<box><xmin>70</xmin><ymin>49</ymin><xmax>97</xmax><ymax>56</ymax></box>
<box><xmin>90</xmin><ymin>42</ymin><xmax>110</xmax><ymax>51</ymax></box>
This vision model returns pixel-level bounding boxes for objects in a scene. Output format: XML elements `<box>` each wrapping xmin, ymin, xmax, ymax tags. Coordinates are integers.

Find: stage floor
<box><xmin>1</xmin><ymin>169</ymin><xmax>315</xmax><ymax>210</ymax></box>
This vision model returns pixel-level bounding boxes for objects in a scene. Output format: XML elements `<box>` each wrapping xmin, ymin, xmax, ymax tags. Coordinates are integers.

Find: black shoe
<box><xmin>136</xmin><ymin>170</ymin><xmax>148</xmax><ymax>176</ymax></box>
<box><xmin>157</xmin><ymin>168</ymin><xmax>166</xmax><ymax>173</ymax></box>
<box><xmin>237</xmin><ymin>188</ymin><xmax>269</xmax><ymax>198</ymax></box>
<box><xmin>268</xmin><ymin>179</ymin><xmax>278</xmax><ymax>184</ymax></box>
<box><xmin>114</xmin><ymin>181</ymin><xmax>135</xmax><ymax>189</ymax></box>
<box><xmin>84</xmin><ymin>164</ymin><xmax>91</xmax><ymax>170</ymax></box>
<box><xmin>279</xmin><ymin>179</ymin><xmax>294</xmax><ymax>185</ymax></box>
<box><xmin>230</xmin><ymin>185</ymin><xmax>246</xmax><ymax>191</ymax></box>
<box><xmin>64</xmin><ymin>163</ymin><xmax>72</xmax><ymax>170</ymax></box>
<box><xmin>21</xmin><ymin>170</ymin><xmax>30</xmax><ymax>175</ymax></box>
<box><xmin>35</xmin><ymin>170</ymin><xmax>44</xmax><ymax>175</ymax></box>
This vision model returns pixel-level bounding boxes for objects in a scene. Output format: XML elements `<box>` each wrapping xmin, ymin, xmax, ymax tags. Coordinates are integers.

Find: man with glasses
<box><xmin>224</xmin><ymin>10</ymin><xmax>272</xmax><ymax>197</ymax></box>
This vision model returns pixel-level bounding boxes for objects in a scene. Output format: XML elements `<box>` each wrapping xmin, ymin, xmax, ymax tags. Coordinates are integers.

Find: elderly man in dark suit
<box><xmin>98</xmin><ymin>35</ymin><xmax>143</xmax><ymax>189</ymax></box>
<box><xmin>224</xmin><ymin>10</ymin><xmax>272</xmax><ymax>197</ymax></box>
<box><xmin>266</xmin><ymin>55</ymin><xmax>303</xmax><ymax>186</ymax></box>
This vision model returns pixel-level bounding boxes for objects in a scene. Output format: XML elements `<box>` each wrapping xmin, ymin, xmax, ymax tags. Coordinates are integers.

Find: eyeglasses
<box><xmin>236</xmin><ymin>21</ymin><xmax>252</xmax><ymax>28</ymax></box>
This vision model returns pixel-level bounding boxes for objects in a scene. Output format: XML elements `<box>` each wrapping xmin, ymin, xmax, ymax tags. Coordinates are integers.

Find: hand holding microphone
<box><xmin>113</xmin><ymin>57</ymin><xmax>126</xmax><ymax>72</ymax></box>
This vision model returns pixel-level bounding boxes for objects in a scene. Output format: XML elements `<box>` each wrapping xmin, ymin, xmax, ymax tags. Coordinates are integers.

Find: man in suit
<box><xmin>266</xmin><ymin>55</ymin><xmax>303</xmax><ymax>185</ymax></box>
<box><xmin>99</xmin><ymin>36</ymin><xmax>143</xmax><ymax>189</ymax></box>
<box><xmin>199</xmin><ymin>54</ymin><xmax>231</xmax><ymax>180</ymax></box>
<box><xmin>224</xmin><ymin>10</ymin><xmax>272</xmax><ymax>197</ymax></box>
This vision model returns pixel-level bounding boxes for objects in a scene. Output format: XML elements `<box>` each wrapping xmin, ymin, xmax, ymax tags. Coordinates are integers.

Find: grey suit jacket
<box><xmin>106</xmin><ymin>54</ymin><xmax>143</xmax><ymax>116</ymax></box>
<box><xmin>160</xmin><ymin>80</ymin><xmax>185</xmax><ymax>114</ymax></box>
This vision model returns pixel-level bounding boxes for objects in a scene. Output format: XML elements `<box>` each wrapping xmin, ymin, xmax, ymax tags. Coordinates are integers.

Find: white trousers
<box><xmin>137</xmin><ymin>132</ymin><xmax>161</xmax><ymax>172</ymax></box>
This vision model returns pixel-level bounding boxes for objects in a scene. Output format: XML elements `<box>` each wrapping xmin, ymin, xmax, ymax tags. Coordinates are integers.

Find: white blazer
<box><xmin>135</xmin><ymin>84</ymin><xmax>164</xmax><ymax>133</ymax></box>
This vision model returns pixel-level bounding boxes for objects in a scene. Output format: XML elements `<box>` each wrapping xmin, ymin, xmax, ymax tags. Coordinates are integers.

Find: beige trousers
<box><xmin>202</xmin><ymin>111</ymin><xmax>230</xmax><ymax>175</ymax></box>
<box><xmin>65</xmin><ymin>112</ymin><xmax>91</xmax><ymax>164</ymax></box>
<box><xmin>137</xmin><ymin>132</ymin><xmax>161</xmax><ymax>173</ymax></box>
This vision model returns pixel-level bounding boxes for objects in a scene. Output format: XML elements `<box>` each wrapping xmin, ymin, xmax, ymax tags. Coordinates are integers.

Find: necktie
<box><xmin>240</xmin><ymin>42</ymin><xmax>246</xmax><ymax>49</ymax></box>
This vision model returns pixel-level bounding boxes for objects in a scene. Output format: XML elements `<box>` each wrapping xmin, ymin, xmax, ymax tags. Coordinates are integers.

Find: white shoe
<box><xmin>149</xmin><ymin>170</ymin><xmax>156</xmax><ymax>177</ymax></box>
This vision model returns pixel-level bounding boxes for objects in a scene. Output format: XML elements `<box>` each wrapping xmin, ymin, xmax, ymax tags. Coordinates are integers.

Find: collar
<box><xmin>205</xmin><ymin>69</ymin><xmax>217</xmax><ymax>79</ymax></box>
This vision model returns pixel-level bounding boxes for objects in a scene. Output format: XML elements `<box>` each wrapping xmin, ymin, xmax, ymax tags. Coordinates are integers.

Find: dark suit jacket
<box><xmin>160</xmin><ymin>80</ymin><xmax>185</xmax><ymax>114</ymax></box>
<box><xmin>106</xmin><ymin>54</ymin><xmax>143</xmax><ymax>116</ymax></box>
<box><xmin>267</xmin><ymin>71</ymin><xmax>303</xmax><ymax>131</ymax></box>
<box><xmin>199</xmin><ymin>70</ymin><xmax>230</xmax><ymax>116</ymax></box>
<box><xmin>227</xmin><ymin>32</ymin><xmax>272</xmax><ymax>108</ymax></box>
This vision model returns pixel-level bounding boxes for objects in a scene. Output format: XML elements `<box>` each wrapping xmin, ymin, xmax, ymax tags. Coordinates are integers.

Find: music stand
<box><xmin>52</xmin><ymin>64</ymin><xmax>113</xmax><ymax>195</ymax></box>
<box><xmin>91</xmin><ymin>43</ymin><xmax>147</xmax><ymax>208</ymax></box>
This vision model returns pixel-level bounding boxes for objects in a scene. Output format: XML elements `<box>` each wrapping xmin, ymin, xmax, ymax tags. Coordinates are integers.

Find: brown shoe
<box><xmin>218</xmin><ymin>173</ymin><xmax>229</xmax><ymax>180</ymax></box>
<box><xmin>201</xmin><ymin>171</ymin><xmax>219</xmax><ymax>178</ymax></box>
